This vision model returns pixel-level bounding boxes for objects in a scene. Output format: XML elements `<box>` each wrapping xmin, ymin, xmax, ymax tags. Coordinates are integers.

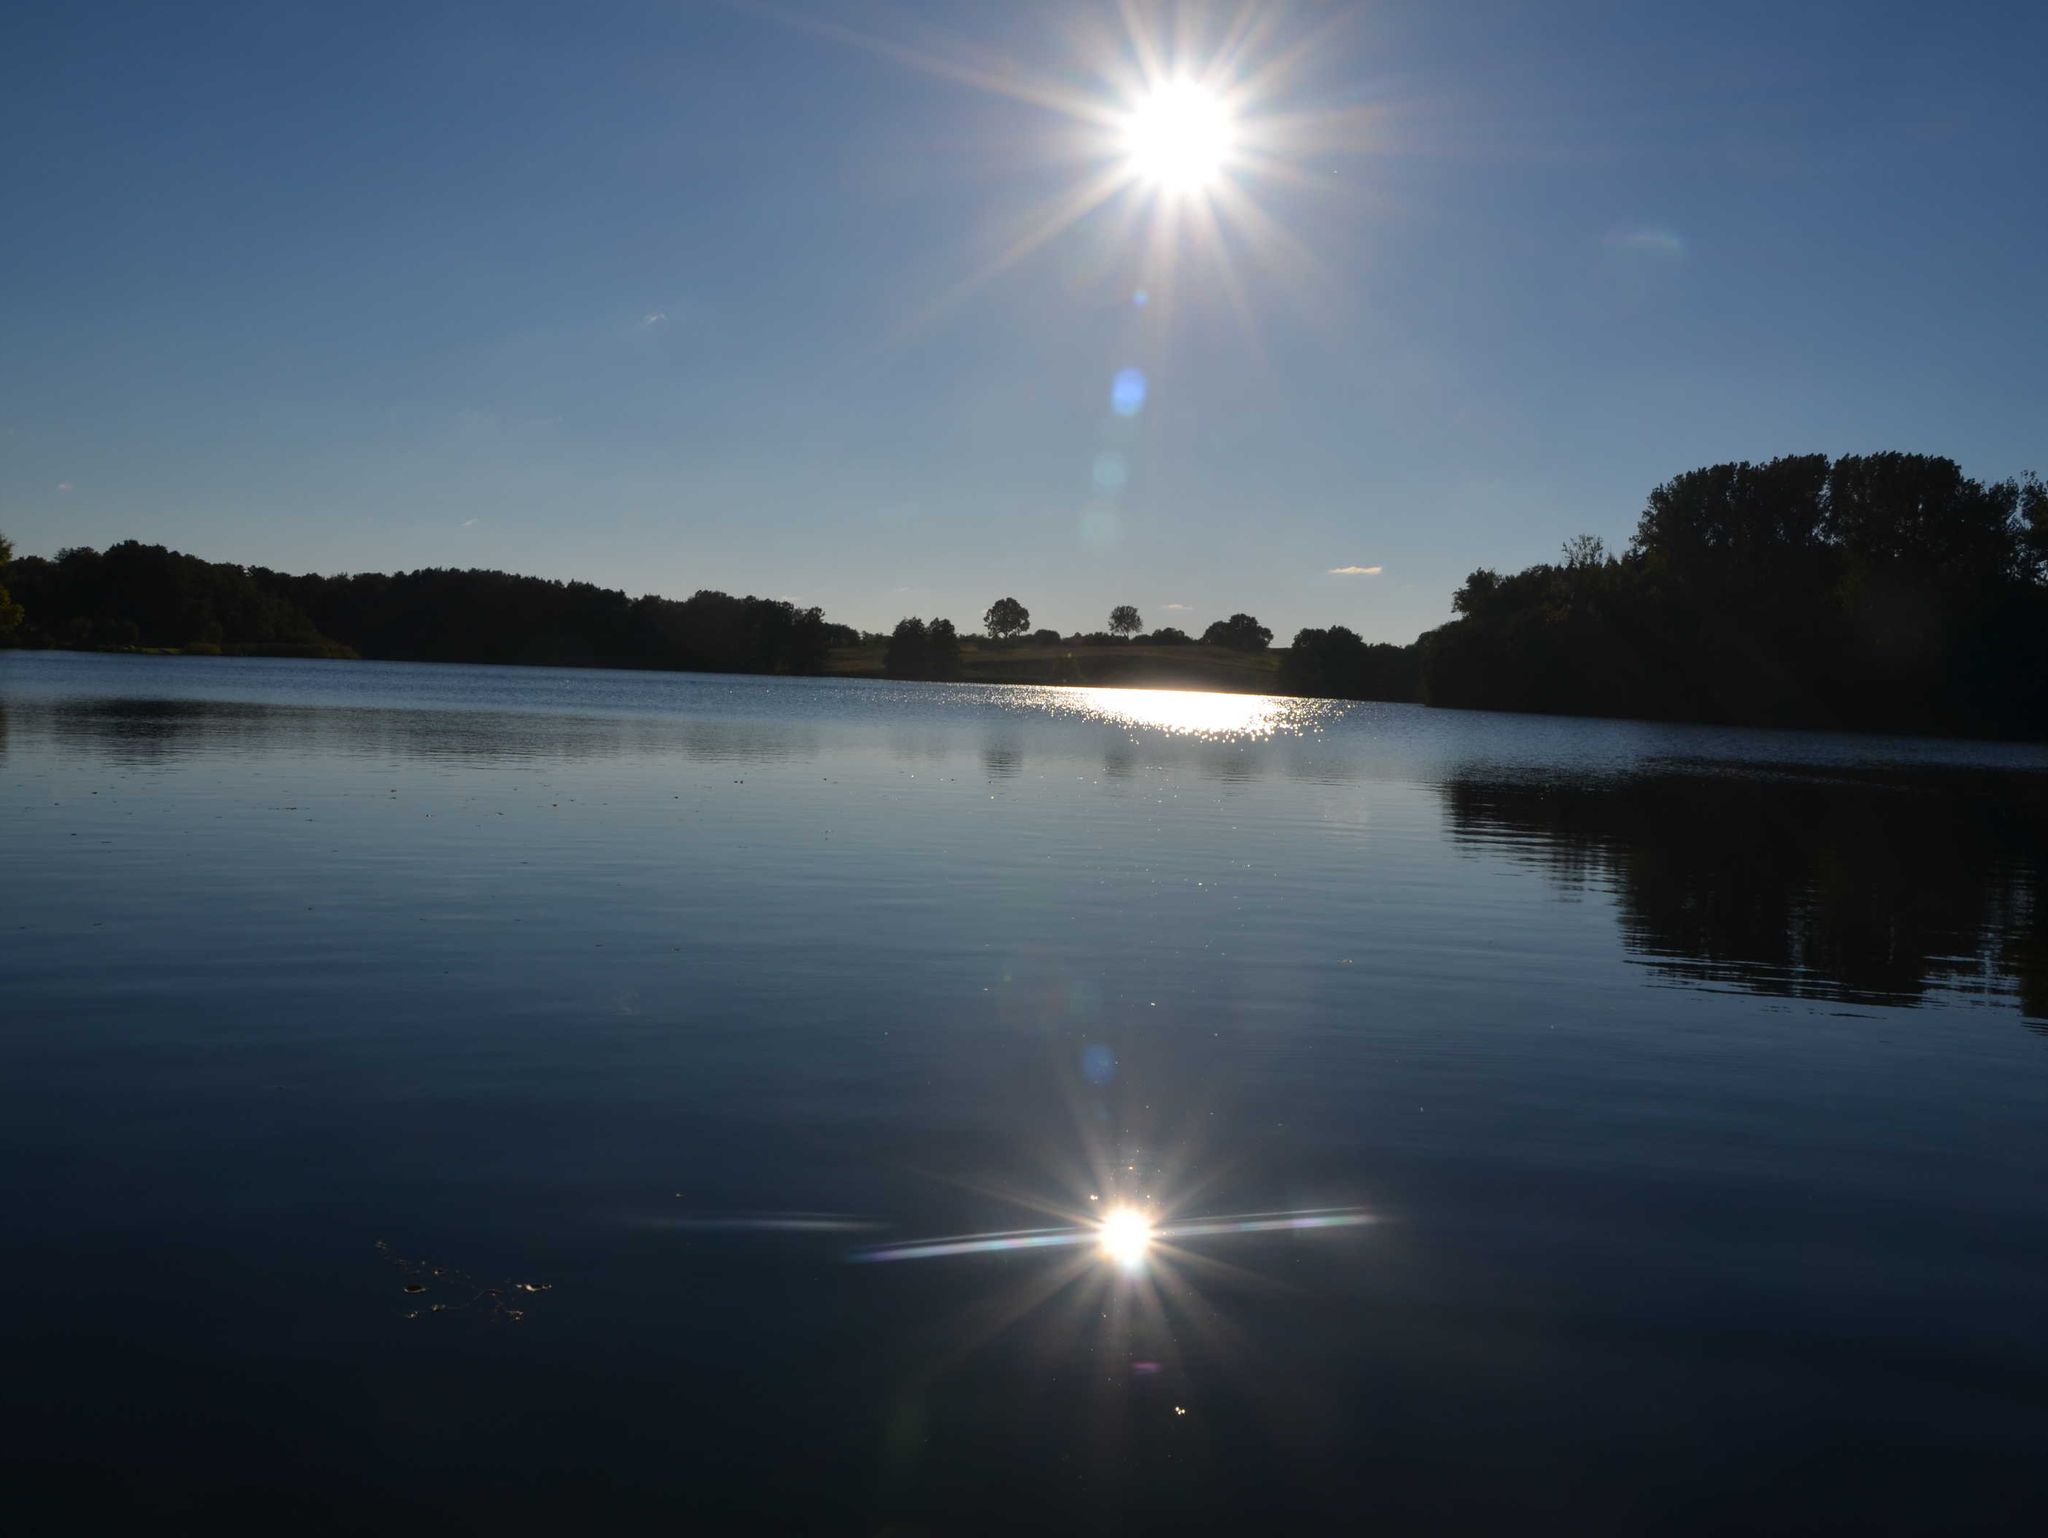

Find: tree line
<box><xmin>5</xmin><ymin>449</ymin><xmax>2044</xmax><ymax>736</ymax></box>
<box><xmin>0</xmin><ymin>541</ymin><xmax>855</xmax><ymax>675</ymax></box>
<box><xmin>971</xmin><ymin>595</ymin><xmax>1278</xmax><ymax>650</ymax></box>
<box><xmin>878</xmin><ymin>598</ymin><xmax>1286</xmax><ymax>680</ymax></box>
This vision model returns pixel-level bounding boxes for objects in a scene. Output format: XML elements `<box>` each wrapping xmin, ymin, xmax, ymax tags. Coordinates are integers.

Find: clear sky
<box><xmin>3</xmin><ymin>1</ymin><xmax>2042</xmax><ymax>643</ymax></box>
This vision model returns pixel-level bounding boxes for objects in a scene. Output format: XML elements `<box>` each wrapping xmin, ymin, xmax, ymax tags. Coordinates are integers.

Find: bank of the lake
<box><xmin>826</xmin><ymin>637</ymin><xmax>1287</xmax><ymax>693</ymax></box>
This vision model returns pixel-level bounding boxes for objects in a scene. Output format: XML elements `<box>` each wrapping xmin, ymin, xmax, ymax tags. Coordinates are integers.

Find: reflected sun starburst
<box><xmin>1098</xmin><ymin>1205</ymin><xmax>1156</xmax><ymax>1268</ymax></box>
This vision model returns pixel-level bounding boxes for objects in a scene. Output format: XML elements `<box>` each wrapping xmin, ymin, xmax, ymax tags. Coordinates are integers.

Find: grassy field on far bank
<box><xmin>826</xmin><ymin>640</ymin><xmax>1286</xmax><ymax>694</ymax></box>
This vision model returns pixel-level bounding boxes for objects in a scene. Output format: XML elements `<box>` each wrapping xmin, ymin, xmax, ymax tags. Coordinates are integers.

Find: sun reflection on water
<box><xmin>852</xmin><ymin>1204</ymin><xmax>1372</xmax><ymax>1270</ymax></box>
<box><xmin>1098</xmin><ymin>1205</ymin><xmax>1156</xmax><ymax>1269</ymax></box>
<box><xmin>1011</xmin><ymin>686</ymin><xmax>1335</xmax><ymax>741</ymax></box>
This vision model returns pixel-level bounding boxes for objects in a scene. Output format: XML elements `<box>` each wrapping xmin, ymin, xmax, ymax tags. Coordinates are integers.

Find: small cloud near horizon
<box><xmin>460</xmin><ymin>518</ymin><xmax>479</xmax><ymax>528</ymax></box>
<box><xmin>1163</xmin><ymin>602</ymin><xmax>1190</xmax><ymax>611</ymax></box>
<box><xmin>56</xmin><ymin>481</ymin><xmax>73</xmax><ymax>492</ymax></box>
<box><xmin>641</xmin><ymin>311</ymin><xmax>668</xmax><ymax>327</ymax></box>
<box><xmin>1328</xmin><ymin>564</ymin><xmax>1382</xmax><ymax>576</ymax></box>
<box><xmin>1605</xmin><ymin>225</ymin><xmax>1685</xmax><ymax>258</ymax></box>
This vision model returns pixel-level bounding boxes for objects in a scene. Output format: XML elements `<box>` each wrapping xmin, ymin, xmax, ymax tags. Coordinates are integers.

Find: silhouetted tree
<box><xmin>927</xmin><ymin>617</ymin><xmax>962</xmax><ymax>680</ymax></box>
<box><xmin>983</xmin><ymin>596</ymin><xmax>1030</xmax><ymax>639</ymax></box>
<box><xmin>2022</xmin><ymin>472</ymin><xmax>2048</xmax><ymax>583</ymax></box>
<box><xmin>885</xmin><ymin>617</ymin><xmax>929</xmax><ymax>678</ymax></box>
<box><xmin>1281</xmin><ymin>626</ymin><xmax>1417</xmax><ymax>701</ymax></box>
<box><xmin>1031</xmin><ymin>628</ymin><xmax>1062</xmax><ymax>644</ymax></box>
<box><xmin>0</xmin><ymin>531</ymin><xmax>22</xmax><ymax>639</ymax></box>
<box><xmin>1146</xmin><ymin>627</ymin><xmax>1191</xmax><ymax>645</ymax></box>
<box><xmin>1561</xmin><ymin>534</ymin><xmax>1607</xmax><ymax>568</ymax></box>
<box><xmin>1201</xmin><ymin>613</ymin><xmax>1273</xmax><ymax>651</ymax></box>
<box><xmin>884</xmin><ymin>616</ymin><xmax>962</xmax><ymax>681</ymax></box>
<box><xmin>1421</xmin><ymin>451</ymin><xmax>2048</xmax><ymax>737</ymax></box>
<box><xmin>1108</xmin><ymin>604</ymin><xmax>1142</xmax><ymax>637</ymax></box>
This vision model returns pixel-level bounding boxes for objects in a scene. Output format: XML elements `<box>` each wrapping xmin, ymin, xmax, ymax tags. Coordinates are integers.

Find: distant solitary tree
<box><xmin>1200</xmin><ymin>613</ymin><xmax>1273</xmax><ymax>651</ymax></box>
<box><xmin>1108</xmin><ymin>604</ymin><xmax>1142</xmax><ymax>637</ymax></box>
<box><xmin>1031</xmin><ymin>628</ymin><xmax>1062</xmax><ymax>644</ymax></box>
<box><xmin>983</xmin><ymin>596</ymin><xmax>1031</xmax><ymax>639</ymax></box>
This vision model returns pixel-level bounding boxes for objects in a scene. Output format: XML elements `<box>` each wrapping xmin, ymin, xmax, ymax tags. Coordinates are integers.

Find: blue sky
<box><xmin>3</xmin><ymin>1</ymin><xmax>2042</xmax><ymax>643</ymax></box>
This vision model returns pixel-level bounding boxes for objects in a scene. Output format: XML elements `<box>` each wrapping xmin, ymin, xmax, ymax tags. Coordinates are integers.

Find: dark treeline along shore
<box><xmin>1430</xmin><ymin>452</ymin><xmax>2048</xmax><ymax>740</ymax></box>
<box><xmin>0</xmin><ymin>538</ymin><xmax>854</xmax><ymax>676</ymax></box>
<box><xmin>3</xmin><ymin>449</ymin><xmax>2044</xmax><ymax>738</ymax></box>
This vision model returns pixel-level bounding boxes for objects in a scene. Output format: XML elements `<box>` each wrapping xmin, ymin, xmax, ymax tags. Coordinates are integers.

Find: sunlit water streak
<box><xmin>1005</xmin><ymin>685</ymin><xmax>1338</xmax><ymax>740</ymax></box>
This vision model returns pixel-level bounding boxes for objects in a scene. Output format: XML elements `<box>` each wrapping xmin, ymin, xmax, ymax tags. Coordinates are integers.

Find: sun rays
<box><xmin>847</xmin><ymin>1194</ymin><xmax>1377</xmax><ymax>1415</ymax></box>
<box><xmin>738</xmin><ymin>0</ymin><xmax>1386</xmax><ymax>338</ymax></box>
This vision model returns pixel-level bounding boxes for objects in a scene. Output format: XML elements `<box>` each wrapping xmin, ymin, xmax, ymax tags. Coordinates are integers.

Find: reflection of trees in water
<box><xmin>1442</xmin><ymin>765</ymin><xmax>2048</xmax><ymax>1025</ymax></box>
<box><xmin>982</xmin><ymin>738</ymin><xmax>1024</xmax><ymax>779</ymax></box>
<box><xmin>23</xmin><ymin>697</ymin><xmax>820</xmax><ymax>767</ymax></box>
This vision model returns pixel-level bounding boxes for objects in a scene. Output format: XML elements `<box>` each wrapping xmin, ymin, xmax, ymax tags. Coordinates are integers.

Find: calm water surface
<box><xmin>4</xmin><ymin>652</ymin><xmax>2046</xmax><ymax>1533</ymax></box>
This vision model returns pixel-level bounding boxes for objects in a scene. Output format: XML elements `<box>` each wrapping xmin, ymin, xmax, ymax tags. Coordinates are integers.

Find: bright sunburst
<box><xmin>1121</xmin><ymin>79</ymin><xmax>1236</xmax><ymax>193</ymax></box>
<box><xmin>1098</xmin><ymin>1205</ymin><xmax>1156</xmax><ymax>1268</ymax></box>
<box><xmin>755</xmin><ymin>1</ymin><xmax>1381</xmax><ymax>333</ymax></box>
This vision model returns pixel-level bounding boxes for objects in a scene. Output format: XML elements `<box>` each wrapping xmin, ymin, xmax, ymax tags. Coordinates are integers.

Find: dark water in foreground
<box><xmin>4</xmin><ymin>651</ymin><xmax>2047</xmax><ymax>1534</ymax></box>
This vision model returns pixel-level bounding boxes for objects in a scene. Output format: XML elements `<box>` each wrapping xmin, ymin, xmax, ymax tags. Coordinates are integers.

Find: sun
<box><xmin>1121</xmin><ymin>79</ymin><xmax>1236</xmax><ymax>193</ymax></box>
<box><xmin>749</xmin><ymin>3</ymin><xmax>1373</xmax><ymax>335</ymax></box>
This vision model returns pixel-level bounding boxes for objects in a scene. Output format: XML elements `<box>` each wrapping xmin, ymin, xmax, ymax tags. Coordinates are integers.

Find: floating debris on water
<box><xmin>376</xmin><ymin>1240</ymin><xmax>552</xmax><ymax>1323</ymax></box>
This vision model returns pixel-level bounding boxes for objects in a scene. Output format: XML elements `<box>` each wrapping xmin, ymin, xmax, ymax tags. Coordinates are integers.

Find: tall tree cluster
<box><xmin>1280</xmin><ymin>625</ymin><xmax>1416</xmax><ymax>701</ymax></box>
<box><xmin>884</xmin><ymin>616</ymin><xmax>961</xmax><ymax>680</ymax></box>
<box><xmin>0</xmin><ymin>532</ymin><xmax>24</xmax><ymax>639</ymax></box>
<box><xmin>1420</xmin><ymin>453</ymin><xmax>2048</xmax><ymax>737</ymax></box>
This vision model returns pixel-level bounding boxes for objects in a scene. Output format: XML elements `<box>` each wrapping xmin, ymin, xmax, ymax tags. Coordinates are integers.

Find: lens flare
<box><xmin>1098</xmin><ymin>1206</ymin><xmax>1155</xmax><ymax>1268</ymax></box>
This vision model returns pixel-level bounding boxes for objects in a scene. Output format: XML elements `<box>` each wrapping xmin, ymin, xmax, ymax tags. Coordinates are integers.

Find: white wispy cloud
<box><xmin>56</xmin><ymin>481</ymin><xmax>74</xmax><ymax>493</ymax></box>
<box><xmin>1328</xmin><ymin>564</ymin><xmax>1382</xmax><ymax>576</ymax></box>
<box><xmin>641</xmin><ymin>311</ymin><xmax>669</xmax><ymax>328</ymax></box>
<box><xmin>1163</xmin><ymin>602</ymin><xmax>1190</xmax><ymax>611</ymax></box>
<box><xmin>460</xmin><ymin>518</ymin><xmax>479</xmax><ymax>528</ymax></box>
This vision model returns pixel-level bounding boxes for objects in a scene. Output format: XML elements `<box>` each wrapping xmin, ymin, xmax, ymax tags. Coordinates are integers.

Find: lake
<box><xmin>4</xmin><ymin>650</ymin><xmax>2046</xmax><ymax>1534</ymax></box>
